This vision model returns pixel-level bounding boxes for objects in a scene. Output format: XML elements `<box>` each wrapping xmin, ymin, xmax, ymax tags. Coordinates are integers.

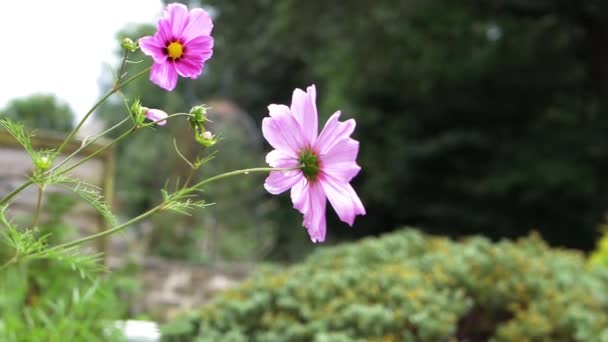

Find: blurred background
<box><xmin>3</xmin><ymin>0</ymin><xmax>608</xmax><ymax>340</ymax></box>
<box><xmin>102</xmin><ymin>0</ymin><xmax>608</xmax><ymax>257</ymax></box>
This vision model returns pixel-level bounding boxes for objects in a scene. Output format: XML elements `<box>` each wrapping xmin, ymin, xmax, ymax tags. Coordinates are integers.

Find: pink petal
<box><xmin>183</xmin><ymin>8</ymin><xmax>213</xmax><ymax>39</ymax></box>
<box><xmin>304</xmin><ymin>183</ymin><xmax>327</xmax><ymax>242</ymax></box>
<box><xmin>322</xmin><ymin>161</ymin><xmax>361</xmax><ymax>183</ymax></box>
<box><xmin>315</xmin><ymin>111</ymin><xmax>356</xmax><ymax>155</ymax></box>
<box><xmin>174</xmin><ymin>56</ymin><xmax>204</xmax><ymax>78</ymax></box>
<box><xmin>165</xmin><ymin>3</ymin><xmax>189</xmax><ymax>38</ymax></box>
<box><xmin>290</xmin><ymin>85</ymin><xmax>318</xmax><ymax>145</ymax></box>
<box><xmin>184</xmin><ymin>36</ymin><xmax>214</xmax><ymax>58</ymax></box>
<box><xmin>150</xmin><ymin>62</ymin><xmax>178</xmax><ymax>91</ymax></box>
<box><xmin>264</xmin><ymin>170</ymin><xmax>303</xmax><ymax>195</ymax></box>
<box><xmin>321</xmin><ymin>139</ymin><xmax>361</xmax><ymax>182</ymax></box>
<box><xmin>266</xmin><ymin>150</ymin><xmax>299</xmax><ymax>168</ymax></box>
<box><xmin>157</xmin><ymin>18</ymin><xmax>173</xmax><ymax>41</ymax></box>
<box><xmin>262</xmin><ymin>105</ymin><xmax>306</xmax><ymax>155</ymax></box>
<box><xmin>139</xmin><ymin>36</ymin><xmax>167</xmax><ymax>64</ymax></box>
<box><xmin>145</xmin><ymin>109</ymin><xmax>168</xmax><ymax>126</ymax></box>
<box><xmin>291</xmin><ymin>177</ymin><xmax>310</xmax><ymax>215</ymax></box>
<box><xmin>319</xmin><ymin>175</ymin><xmax>365</xmax><ymax>226</ymax></box>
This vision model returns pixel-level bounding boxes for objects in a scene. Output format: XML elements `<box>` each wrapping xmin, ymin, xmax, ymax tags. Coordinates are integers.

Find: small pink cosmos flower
<box><xmin>262</xmin><ymin>85</ymin><xmax>366</xmax><ymax>242</ymax></box>
<box><xmin>145</xmin><ymin>108</ymin><xmax>168</xmax><ymax>126</ymax></box>
<box><xmin>139</xmin><ymin>3</ymin><xmax>214</xmax><ymax>91</ymax></box>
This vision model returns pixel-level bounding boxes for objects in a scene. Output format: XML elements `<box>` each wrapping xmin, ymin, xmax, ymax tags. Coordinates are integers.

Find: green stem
<box><xmin>190</xmin><ymin>167</ymin><xmax>291</xmax><ymax>192</ymax></box>
<box><xmin>0</xmin><ymin>180</ymin><xmax>33</xmax><ymax>206</ymax></box>
<box><xmin>44</xmin><ymin>204</ymin><xmax>164</xmax><ymax>253</ymax></box>
<box><xmin>41</xmin><ymin>167</ymin><xmax>289</xmax><ymax>253</ymax></box>
<box><xmin>32</xmin><ymin>185</ymin><xmax>44</xmax><ymax>227</ymax></box>
<box><xmin>114</xmin><ymin>50</ymin><xmax>129</xmax><ymax>88</ymax></box>
<box><xmin>55</xmin><ymin>66</ymin><xmax>151</xmax><ymax>155</ymax></box>
<box><xmin>55</xmin><ymin>126</ymin><xmax>137</xmax><ymax>176</ymax></box>
<box><xmin>0</xmin><ymin>255</ymin><xmax>18</xmax><ymax>271</ymax></box>
<box><xmin>48</xmin><ymin>116</ymin><xmax>131</xmax><ymax>174</ymax></box>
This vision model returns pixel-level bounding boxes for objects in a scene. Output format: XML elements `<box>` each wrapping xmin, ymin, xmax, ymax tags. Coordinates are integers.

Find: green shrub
<box><xmin>162</xmin><ymin>228</ymin><xmax>608</xmax><ymax>341</ymax></box>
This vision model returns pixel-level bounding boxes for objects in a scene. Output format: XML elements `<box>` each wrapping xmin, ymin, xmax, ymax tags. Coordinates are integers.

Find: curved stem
<box><xmin>190</xmin><ymin>167</ymin><xmax>294</xmax><ymax>192</ymax></box>
<box><xmin>44</xmin><ymin>204</ymin><xmax>164</xmax><ymax>253</ymax></box>
<box><xmin>32</xmin><ymin>185</ymin><xmax>44</xmax><ymax>227</ymax></box>
<box><xmin>38</xmin><ymin>167</ymin><xmax>291</xmax><ymax>253</ymax></box>
<box><xmin>55</xmin><ymin>126</ymin><xmax>137</xmax><ymax>176</ymax></box>
<box><xmin>55</xmin><ymin>66</ymin><xmax>151</xmax><ymax>155</ymax></box>
<box><xmin>0</xmin><ymin>255</ymin><xmax>18</xmax><ymax>271</ymax></box>
<box><xmin>48</xmin><ymin>116</ymin><xmax>131</xmax><ymax>174</ymax></box>
<box><xmin>113</xmin><ymin>50</ymin><xmax>129</xmax><ymax>88</ymax></box>
<box><xmin>0</xmin><ymin>180</ymin><xmax>33</xmax><ymax>206</ymax></box>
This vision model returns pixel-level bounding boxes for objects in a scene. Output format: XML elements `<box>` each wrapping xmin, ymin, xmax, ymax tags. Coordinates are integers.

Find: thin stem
<box><xmin>0</xmin><ymin>180</ymin><xmax>33</xmax><ymax>206</ymax></box>
<box><xmin>114</xmin><ymin>50</ymin><xmax>129</xmax><ymax>88</ymax></box>
<box><xmin>44</xmin><ymin>204</ymin><xmax>164</xmax><ymax>253</ymax></box>
<box><xmin>55</xmin><ymin>66</ymin><xmax>151</xmax><ymax>155</ymax></box>
<box><xmin>23</xmin><ymin>166</ymin><xmax>296</xmax><ymax>259</ymax></box>
<box><xmin>56</xmin><ymin>126</ymin><xmax>137</xmax><ymax>176</ymax></box>
<box><xmin>190</xmin><ymin>167</ymin><xmax>294</xmax><ymax>192</ymax></box>
<box><xmin>32</xmin><ymin>185</ymin><xmax>44</xmax><ymax>227</ymax></box>
<box><xmin>48</xmin><ymin>116</ymin><xmax>131</xmax><ymax>174</ymax></box>
<box><xmin>0</xmin><ymin>255</ymin><xmax>18</xmax><ymax>271</ymax></box>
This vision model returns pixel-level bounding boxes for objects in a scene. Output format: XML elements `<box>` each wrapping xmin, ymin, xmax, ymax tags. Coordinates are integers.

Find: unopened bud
<box><xmin>120</xmin><ymin>37</ymin><xmax>138</xmax><ymax>52</ymax></box>
<box><xmin>131</xmin><ymin>100</ymin><xmax>145</xmax><ymax>125</ymax></box>
<box><xmin>34</xmin><ymin>154</ymin><xmax>52</xmax><ymax>172</ymax></box>
<box><xmin>195</xmin><ymin>129</ymin><xmax>217</xmax><ymax>147</ymax></box>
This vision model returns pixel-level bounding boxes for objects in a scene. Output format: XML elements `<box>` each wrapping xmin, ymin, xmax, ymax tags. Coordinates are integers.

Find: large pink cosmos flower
<box><xmin>139</xmin><ymin>4</ymin><xmax>213</xmax><ymax>91</ymax></box>
<box><xmin>262</xmin><ymin>85</ymin><xmax>366</xmax><ymax>242</ymax></box>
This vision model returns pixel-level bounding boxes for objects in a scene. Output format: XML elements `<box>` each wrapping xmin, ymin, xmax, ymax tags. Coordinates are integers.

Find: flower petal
<box><xmin>150</xmin><ymin>62</ymin><xmax>178</xmax><ymax>91</ymax></box>
<box><xmin>145</xmin><ymin>109</ymin><xmax>168</xmax><ymax>126</ymax></box>
<box><xmin>290</xmin><ymin>85</ymin><xmax>318</xmax><ymax>145</ymax></box>
<box><xmin>184</xmin><ymin>35</ymin><xmax>213</xmax><ymax>59</ymax></box>
<box><xmin>320</xmin><ymin>175</ymin><xmax>365</xmax><ymax>226</ymax></box>
<box><xmin>139</xmin><ymin>35</ymin><xmax>167</xmax><ymax>64</ymax></box>
<box><xmin>174</xmin><ymin>56</ymin><xmax>204</xmax><ymax>78</ymax></box>
<box><xmin>291</xmin><ymin>177</ymin><xmax>310</xmax><ymax>215</ymax></box>
<box><xmin>183</xmin><ymin>8</ymin><xmax>213</xmax><ymax>39</ymax></box>
<box><xmin>165</xmin><ymin>3</ymin><xmax>189</xmax><ymax>38</ymax></box>
<box><xmin>315</xmin><ymin>111</ymin><xmax>356</xmax><ymax>155</ymax></box>
<box><xmin>303</xmin><ymin>183</ymin><xmax>327</xmax><ymax>242</ymax></box>
<box><xmin>264</xmin><ymin>170</ymin><xmax>303</xmax><ymax>195</ymax></box>
<box><xmin>266</xmin><ymin>149</ymin><xmax>299</xmax><ymax>168</ymax></box>
<box><xmin>262</xmin><ymin>104</ymin><xmax>306</xmax><ymax>155</ymax></box>
<box><xmin>321</xmin><ymin>138</ymin><xmax>361</xmax><ymax>182</ymax></box>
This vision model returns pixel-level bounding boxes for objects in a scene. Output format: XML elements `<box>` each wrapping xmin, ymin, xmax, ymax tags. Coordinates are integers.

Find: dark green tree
<box><xmin>1</xmin><ymin>94</ymin><xmax>74</xmax><ymax>133</ymax></box>
<box><xmin>183</xmin><ymin>0</ymin><xmax>608</xmax><ymax>250</ymax></box>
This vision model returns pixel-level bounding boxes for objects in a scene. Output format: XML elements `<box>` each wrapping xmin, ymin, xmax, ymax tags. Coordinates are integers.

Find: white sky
<box><xmin>0</xmin><ymin>0</ymin><xmax>163</xmax><ymax>120</ymax></box>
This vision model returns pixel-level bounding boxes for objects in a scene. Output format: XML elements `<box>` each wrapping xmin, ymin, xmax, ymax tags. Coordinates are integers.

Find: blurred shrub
<box><xmin>589</xmin><ymin>223</ymin><xmax>608</xmax><ymax>268</ymax></box>
<box><xmin>0</xmin><ymin>194</ymin><xmax>136</xmax><ymax>341</ymax></box>
<box><xmin>162</xmin><ymin>228</ymin><xmax>608</xmax><ymax>341</ymax></box>
<box><xmin>0</xmin><ymin>260</ymin><xmax>133</xmax><ymax>341</ymax></box>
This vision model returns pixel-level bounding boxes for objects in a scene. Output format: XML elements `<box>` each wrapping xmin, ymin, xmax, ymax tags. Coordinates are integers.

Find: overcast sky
<box><xmin>0</xmin><ymin>0</ymin><xmax>163</xmax><ymax>120</ymax></box>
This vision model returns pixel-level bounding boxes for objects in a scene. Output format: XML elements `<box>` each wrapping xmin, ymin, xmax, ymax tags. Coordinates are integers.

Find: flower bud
<box><xmin>195</xmin><ymin>129</ymin><xmax>217</xmax><ymax>147</ymax></box>
<box><xmin>34</xmin><ymin>154</ymin><xmax>52</xmax><ymax>172</ymax></box>
<box><xmin>120</xmin><ymin>37</ymin><xmax>139</xmax><ymax>52</ymax></box>
<box><xmin>188</xmin><ymin>105</ymin><xmax>209</xmax><ymax>130</ymax></box>
<box><xmin>131</xmin><ymin>100</ymin><xmax>145</xmax><ymax>125</ymax></box>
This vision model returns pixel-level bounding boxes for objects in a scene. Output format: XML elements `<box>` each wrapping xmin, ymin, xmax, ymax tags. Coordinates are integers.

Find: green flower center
<box><xmin>299</xmin><ymin>148</ymin><xmax>320</xmax><ymax>181</ymax></box>
<box><xmin>167</xmin><ymin>41</ymin><xmax>184</xmax><ymax>60</ymax></box>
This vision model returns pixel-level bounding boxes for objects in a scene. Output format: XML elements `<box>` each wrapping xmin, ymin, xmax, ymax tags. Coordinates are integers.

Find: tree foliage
<box><xmin>1</xmin><ymin>94</ymin><xmax>74</xmax><ymax>133</ymax></box>
<box><xmin>183</xmin><ymin>0</ymin><xmax>608</xmax><ymax>249</ymax></box>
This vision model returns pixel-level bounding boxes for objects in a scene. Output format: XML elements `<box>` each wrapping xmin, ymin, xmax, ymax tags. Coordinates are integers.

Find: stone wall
<box><xmin>123</xmin><ymin>257</ymin><xmax>253</xmax><ymax>322</ymax></box>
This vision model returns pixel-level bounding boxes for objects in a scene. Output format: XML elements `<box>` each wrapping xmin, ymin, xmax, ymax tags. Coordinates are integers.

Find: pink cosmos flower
<box><xmin>262</xmin><ymin>85</ymin><xmax>366</xmax><ymax>242</ymax></box>
<box><xmin>145</xmin><ymin>108</ymin><xmax>168</xmax><ymax>126</ymax></box>
<box><xmin>139</xmin><ymin>3</ymin><xmax>213</xmax><ymax>91</ymax></box>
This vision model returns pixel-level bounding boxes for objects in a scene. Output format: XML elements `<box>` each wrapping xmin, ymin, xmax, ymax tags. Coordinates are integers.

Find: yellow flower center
<box><xmin>166</xmin><ymin>41</ymin><xmax>184</xmax><ymax>60</ymax></box>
